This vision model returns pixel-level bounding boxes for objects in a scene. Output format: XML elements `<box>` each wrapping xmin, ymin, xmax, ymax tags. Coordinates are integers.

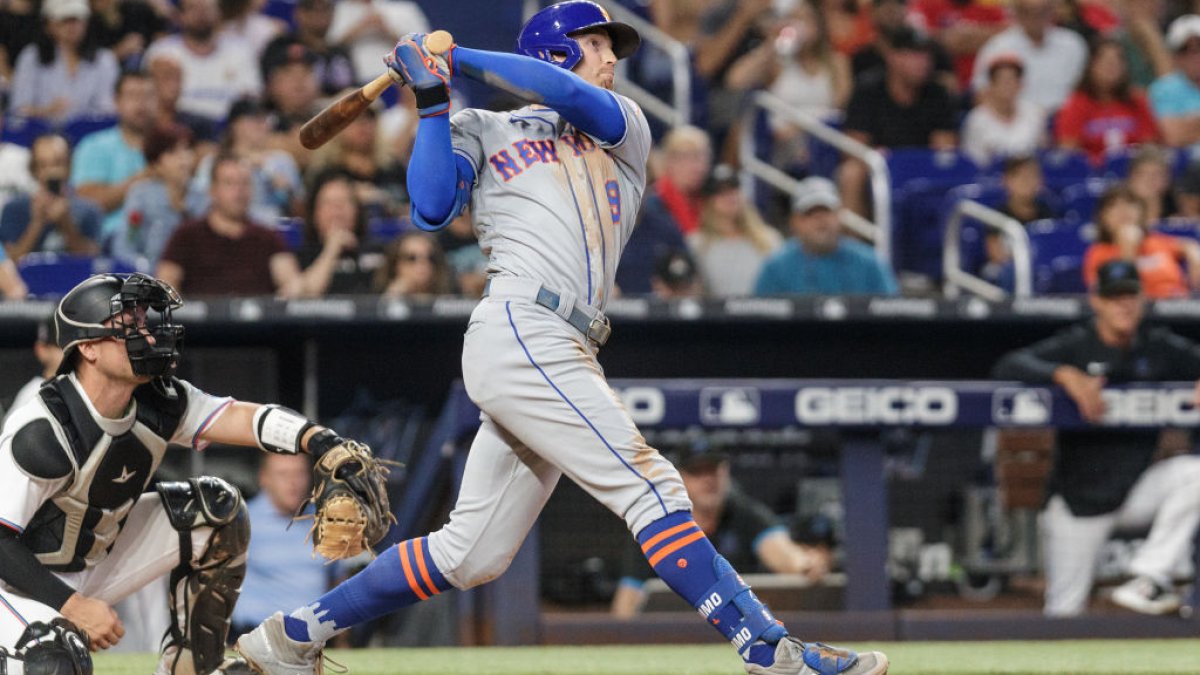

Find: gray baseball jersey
<box><xmin>424</xmin><ymin>95</ymin><xmax>692</xmax><ymax>590</ymax></box>
<box><xmin>450</xmin><ymin>93</ymin><xmax>651</xmax><ymax>307</ymax></box>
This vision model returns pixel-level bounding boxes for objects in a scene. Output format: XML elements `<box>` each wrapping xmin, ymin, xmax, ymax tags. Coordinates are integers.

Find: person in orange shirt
<box><xmin>1083</xmin><ymin>184</ymin><xmax>1200</xmax><ymax>297</ymax></box>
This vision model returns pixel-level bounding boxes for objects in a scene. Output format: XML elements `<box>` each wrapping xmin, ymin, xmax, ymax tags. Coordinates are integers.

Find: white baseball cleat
<box><xmin>235</xmin><ymin>612</ymin><xmax>325</xmax><ymax>675</ymax></box>
<box><xmin>744</xmin><ymin>637</ymin><xmax>889</xmax><ymax>675</ymax></box>
<box><xmin>1111</xmin><ymin>576</ymin><xmax>1182</xmax><ymax>615</ymax></box>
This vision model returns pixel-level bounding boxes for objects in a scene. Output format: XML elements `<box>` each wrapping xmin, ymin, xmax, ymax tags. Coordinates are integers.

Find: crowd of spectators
<box><xmin>5</xmin><ymin>0</ymin><xmax>1200</xmax><ymax>300</ymax></box>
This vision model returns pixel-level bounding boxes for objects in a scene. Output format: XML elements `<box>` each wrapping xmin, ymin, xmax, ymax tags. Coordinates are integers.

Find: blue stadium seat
<box><xmin>1027</xmin><ymin>219</ymin><xmax>1092</xmax><ymax>294</ymax></box>
<box><xmin>263</xmin><ymin>0</ymin><xmax>296</xmax><ymax>25</ymax></box>
<box><xmin>1060</xmin><ymin>178</ymin><xmax>1113</xmax><ymax>223</ymax></box>
<box><xmin>940</xmin><ymin>183</ymin><xmax>1006</xmax><ymax>275</ymax></box>
<box><xmin>1151</xmin><ymin>217</ymin><xmax>1200</xmax><ymax>240</ymax></box>
<box><xmin>887</xmin><ymin>148</ymin><xmax>979</xmax><ymax>191</ymax></box>
<box><xmin>268</xmin><ymin>217</ymin><xmax>304</xmax><ymax>250</ymax></box>
<box><xmin>1100</xmin><ymin>146</ymin><xmax>1193</xmax><ymax>181</ymax></box>
<box><xmin>18</xmin><ymin>254</ymin><xmax>137</xmax><ymax>298</ymax></box>
<box><xmin>63</xmin><ymin>115</ymin><xmax>118</xmax><ymax>147</ymax></box>
<box><xmin>889</xmin><ymin>151</ymin><xmax>980</xmax><ymax>279</ymax></box>
<box><xmin>1037</xmin><ymin>255</ymin><xmax>1087</xmax><ymax>294</ymax></box>
<box><xmin>1038</xmin><ymin>149</ymin><xmax>1091</xmax><ymax>192</ymax></box>
<box><xmin>368</xmin><ymin>217</ymin><xmax>410</xmax><ymax>242</ymax></box>
<box><xmin>0</xmin><ymin>116</ymin><xmax>52</xmax><ymax>148</ymax></box>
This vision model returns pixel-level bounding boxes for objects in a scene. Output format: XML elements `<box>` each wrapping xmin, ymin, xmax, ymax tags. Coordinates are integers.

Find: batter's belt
<box><xmin>483</xmin><ymin>277</ymin><xmax>612</xmax><ymax>346</ymax></box>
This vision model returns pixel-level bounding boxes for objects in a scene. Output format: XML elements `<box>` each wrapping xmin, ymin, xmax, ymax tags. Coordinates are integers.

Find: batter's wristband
<box><xmin>415</xmin><ymin>85</ymin><xmax>450</xmax><ymax>116</ymax></box>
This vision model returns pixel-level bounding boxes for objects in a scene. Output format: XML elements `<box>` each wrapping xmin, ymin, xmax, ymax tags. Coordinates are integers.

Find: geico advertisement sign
<box><xmin>795</xmin><ymin>387</ymin><xmax>958</xmax><ymax>425</ymax></box>
<box><xmin>1100</xmin><ymin>388</ymin><xmax>1200</xmax><ymax>425</ymax></box>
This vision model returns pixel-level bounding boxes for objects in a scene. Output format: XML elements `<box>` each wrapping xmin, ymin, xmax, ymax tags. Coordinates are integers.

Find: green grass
<box><xmin>92</xmin><ymin>640</ymin><xmax>1200</xmax><ymax>674</ymax></box>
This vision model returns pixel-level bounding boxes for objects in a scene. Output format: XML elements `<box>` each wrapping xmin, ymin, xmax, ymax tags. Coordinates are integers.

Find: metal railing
<box><xmin>738</xmin><ymin>91</ymin><xmax>891</xmax><ymax>263</ymax></box>
<box><xmin>942</xmin><ymin>200</ymin><xmax>1033</xmax><ymax>300</ymax></box>
<box><xmin>521</xmin><ymin>0</ymin><xmax>692</xmax><ymax>127</ymax></box>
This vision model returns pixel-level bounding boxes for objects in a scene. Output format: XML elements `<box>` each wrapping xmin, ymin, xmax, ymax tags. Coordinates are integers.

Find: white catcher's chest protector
<box><xmin>0</xmin><ymin>374</ymin><xmax>231</xmax><ymax>572</ymax></box>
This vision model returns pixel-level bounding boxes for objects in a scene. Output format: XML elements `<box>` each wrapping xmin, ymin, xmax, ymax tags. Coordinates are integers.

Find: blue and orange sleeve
<box><xmin>408</xmin><ymin>113</ymin><xmax>476</xmax><ymax>230</ymax></box>
<box><xmin>453</xmin><ymin>46</ymin><xmax>626</xmax><ymax>145</ymax></box>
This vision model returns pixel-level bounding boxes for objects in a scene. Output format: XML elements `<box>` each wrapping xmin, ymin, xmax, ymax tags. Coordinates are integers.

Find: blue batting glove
<box><xmin>385</xmin><ymin>33</ymin><xmax>453</xmax><ymax>117</ymax></box>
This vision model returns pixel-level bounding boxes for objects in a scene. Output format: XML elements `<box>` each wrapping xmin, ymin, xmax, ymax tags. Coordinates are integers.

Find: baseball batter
<box><xmin>237</xmin><ymin>3</ymin><xmax>888</xmax><ymax>674</ymax></box>
<box><xmin>0</xmin><ymin>273</ymin><xmax>366</xmax><ymax>675</ymax></box>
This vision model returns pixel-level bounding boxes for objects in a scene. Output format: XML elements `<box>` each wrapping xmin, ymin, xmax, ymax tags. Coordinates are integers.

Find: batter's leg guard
<box><xmin>155</xmin><ymin>477</ymin><xmax>250</xmax><ymax>675</ymax></box>
<box><xmin>637</xmin><ymin>512</ymin><xmax>787</xmax><ymax>666</ymax></box>
<box><xmin>0</xmin><ymin>618</ymin><xmax>93</xmax><ymax>675</ymax></box>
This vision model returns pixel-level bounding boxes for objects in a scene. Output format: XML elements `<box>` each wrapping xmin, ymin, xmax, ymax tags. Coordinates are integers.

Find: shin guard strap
<box><xmin>695</xmin><ymin>560</ymin><xmax>781</xmax><ymax>656</ymax></box>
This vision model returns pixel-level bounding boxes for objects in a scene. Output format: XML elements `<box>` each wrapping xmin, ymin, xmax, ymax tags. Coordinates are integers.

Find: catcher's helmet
<box><xmin>55</xmin><ymin>273</ymin><xmax>184</xmax><ymax>378</ymax></box>
<box><xmin>517</xmin><ymin>1</ymin><xmax>640</xmax><ymax>70</ymax></box>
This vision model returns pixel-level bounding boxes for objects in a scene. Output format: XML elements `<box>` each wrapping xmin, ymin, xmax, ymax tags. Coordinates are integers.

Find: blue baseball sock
<box><xmin>637</xmin><ymin>511</ymin><xmax>788</xmax><ymax>667</ymax></box>
<box><xmin>283</xmin><ymin>536</ymin><xmax>451</xmax><ymax>643</ymax></box>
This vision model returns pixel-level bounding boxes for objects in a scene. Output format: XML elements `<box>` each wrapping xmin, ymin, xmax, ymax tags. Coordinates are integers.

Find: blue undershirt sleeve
<box><xmin>407</xmin><ymin>114</ymin><xmax>475</xmax><ymax>231</ymax></box>
<box><xmin>453</xmin><ymin>46</ymin><xmax>626</xmax><ymax>145</ymax></box>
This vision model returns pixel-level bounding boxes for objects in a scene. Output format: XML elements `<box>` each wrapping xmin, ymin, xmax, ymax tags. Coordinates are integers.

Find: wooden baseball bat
<box><xmin>298</xmin><ymin>30</ymin><xmax>454</xmax><ymax>150</ymax></box>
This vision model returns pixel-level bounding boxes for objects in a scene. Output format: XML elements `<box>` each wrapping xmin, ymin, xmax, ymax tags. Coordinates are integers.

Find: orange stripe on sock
<box><xmin>398</xmin><ymin>540</ymin><xmax>429</xmax><ymax>601</ymax></box>
<box><xmin>640</xmin><ymin>521</ymin><xmax>699</xmax><ymax>554</ymax></box>
<box><xmin>413</xmin><ymin>537</ymin><xmax>440</xmax><ymax>597</ymax></box>
<box><xmin>648</xmin><ymin>530</ymin><xmax>707</xmax><ymax>568</ymax></box>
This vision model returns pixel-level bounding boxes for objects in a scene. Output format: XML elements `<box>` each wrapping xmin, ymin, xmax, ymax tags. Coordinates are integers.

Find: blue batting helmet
<box><xmin>517</xmin><ymin>1</ymin><xmax>640</xmax><ymax>70</ymax></box>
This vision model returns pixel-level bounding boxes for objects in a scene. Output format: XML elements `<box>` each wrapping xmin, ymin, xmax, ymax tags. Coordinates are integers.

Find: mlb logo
<box><xmin>700</xmin><ymin>387</ymin><xmax>761</xmax><ymax>425</ymax></box>
<box><xmin>992</xmin><ymin>388</ymin><xmax>1051</xmax><ymax>425</ymax></box>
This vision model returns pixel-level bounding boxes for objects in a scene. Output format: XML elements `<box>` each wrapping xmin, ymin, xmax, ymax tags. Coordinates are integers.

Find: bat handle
<box><xmin>361</xmin><ymin>72</ymin><xmax>399</xmax><ymax>102</ymax></box>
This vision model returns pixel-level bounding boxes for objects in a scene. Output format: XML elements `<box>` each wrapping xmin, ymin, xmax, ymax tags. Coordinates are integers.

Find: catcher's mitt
<box><xmin>300</xmin><ymin>439</ymin><xmax>397</xmax><ymax>560</ymax></box>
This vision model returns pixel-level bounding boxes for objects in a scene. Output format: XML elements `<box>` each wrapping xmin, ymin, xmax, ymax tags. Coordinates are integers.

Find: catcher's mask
<box><xmin>55</xmin><ymin>273</ymin><xmax>184</xmax><ymax>379</ymax></box>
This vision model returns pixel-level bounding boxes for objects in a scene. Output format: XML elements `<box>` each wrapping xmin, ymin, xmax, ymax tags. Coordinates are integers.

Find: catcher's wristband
<box><xmin>252</xmin><ymin>404</ymin><xmax>317</xmax><ymax>455</ymax></box>
<box><xmin>306</xmin><ymin>428</ymin><xmax>345</xmax><ymax>458</ymax></box>
<box><xmin>415</xmin><ymin>84</ymin><xmax>450</xmax><ymax>117</ymax></box>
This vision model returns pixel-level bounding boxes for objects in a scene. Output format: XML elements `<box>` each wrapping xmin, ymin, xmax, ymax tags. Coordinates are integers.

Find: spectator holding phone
<box><xmin>0</xmin><ymin>134</ymin><xmax>101</xmax><ymax>259</ymax></box>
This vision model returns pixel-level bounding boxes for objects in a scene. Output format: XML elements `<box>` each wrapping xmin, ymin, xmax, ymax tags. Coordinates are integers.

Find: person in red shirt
<box><xmin>1083</xmin><ymin>184</ymin><xmax>1200</xmax><ymax>297</ymax></box>
<box><xmin>1055</xmin><ymin>38</ymin><xmax>1160</xmax><ymax>165</ymax></box>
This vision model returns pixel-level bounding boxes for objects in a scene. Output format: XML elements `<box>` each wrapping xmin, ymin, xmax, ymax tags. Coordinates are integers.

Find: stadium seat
<box><xmin>940</xmin><ymin>183</ymin><xmax>1006</xmax><ymax>275</ymax></box>
<box><xmin>368</xmin><ymin>217</ymin><xmax>411</xmax><ymax>242</ymax></box>
<box><xmin>63</xmin><ymin>115</ymin><xmax>118</xmax><ymax>147</ymax></box>
<box><xmin>1152</xmin><ymin>217</ymin><xmax>1200</xmax><ymax>240</ymax></box>
<box><xmin>0</xmin><ymin>116</ymin><xmax>52</xmax><ymax>148</ymax></box>
<box><xmin>889</xmin><ymin>151</ymin><xmax>981</xmax><ymax>279</ymax></box>
<box><xmin>1060</xmin><ymin>178</ymin><xmax>1113</xmax><ymax>223</ymax></box>
<box><xmin>1100</xmin><ymin>146</ymin><xmax>1194</xmax><ymax>181</ymax></box>
<box><xmin>1026</xmin><ymin>219</ymin><xmax>1092</xmax><ymax>294</ymax></box>
<box><xmin>887</xmin><ymin>148</ymin><xmax>980</xmax><ymax>191</ymax></box>
<box><xmin>1036</xmin><ymin>255</ymin><xmax>1087</xmax><ymax>294</ymax></box>
<box><xmin>1037</xmin><ymin>149</ymin><xmax>1091</xmax><ymax>192</ymax></box>
<box><xmin>18</xmin><ymin>254</ymin><xmax>137</xmax><ymax>298</ymax></box>
<box><xmin>263</xmin><ymin>0</ymin><xmax>296</xmax><ymax>25</ymax></box>
<box><xmin>268</xmin><ymin>217</ymin><xmax>304</xmax><ymax>250</ymax></box>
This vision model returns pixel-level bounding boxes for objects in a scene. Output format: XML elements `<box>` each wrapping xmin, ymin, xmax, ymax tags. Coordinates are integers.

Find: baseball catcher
<box><xmin>0</xmin><ymin>273</ymin><xmax>391</xmax><ymax>675</ymax></box>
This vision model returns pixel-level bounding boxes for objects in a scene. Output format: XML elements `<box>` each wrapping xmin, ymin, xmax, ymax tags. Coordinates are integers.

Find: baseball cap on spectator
<box><xmin>987</xmin><ymin>53</ymin><xmax>1025</xmax><ymax>80</ymax></box>
<box><xmin>143</xmin><ymin>124</ymin><xmax>193</xmax><ymax>165</ymax></box>
<box><xmin>887</xmin><ymin>26</ymin><xmax>934</xmax><ymax>53</ymax></box>
<box><xmin>1095</xmin><ymin>260</ymin><xmax>1142</xmax><ymax>297</ymax></box>
<box><xmin>670</xmin><ymin>440</ymin><xmax>729</xmax><ymax>474</ymax></box>
<box><xmin>654</xmin><ymin>250</ymin><xmax>698</xmax><ymax>289</ymax></box>
<box><xmin>702</xmin><ymin>164</ymin><xmax>740</xmax><ymax>196</ymax></box>
<box><xmin>42</xmin><ymin>0</ymin><xmax>90</xmax><ymax>20</ymax></box>
<box><xmin>792</xmin><ymin>176</ymin><xmax>841</xmax><ymax>213</ymax></box>
<box><xmin>1167</xmin><ymin>15</ymin><xmax>1200</xmax><ymax>51</ymax></box>
<box><xmin>261</xmin><ymin>36</ymin><xmax>318</xmax><ymax>81</ymax></box>
<box><xmin>227</xmin><ymin>97</ymin><xmax>270</xmax><ymax>124</ymax></box>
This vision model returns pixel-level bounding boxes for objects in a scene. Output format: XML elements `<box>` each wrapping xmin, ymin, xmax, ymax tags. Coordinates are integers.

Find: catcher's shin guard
<box><xmin>0</xmin><ymin>619</ymin><xmax>93</xmax><ymax>675</ymax></box>
<box><xmin>156</xmin><ymin>477</ymin><xmax>250</xmax><ymax>675</ymax></box>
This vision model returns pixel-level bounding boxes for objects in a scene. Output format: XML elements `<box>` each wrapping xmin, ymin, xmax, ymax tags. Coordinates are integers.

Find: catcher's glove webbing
<box><xmin>299</xmin><ymin>440</ymin><xmax>397</xmax><ymax>560</ymax></box>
